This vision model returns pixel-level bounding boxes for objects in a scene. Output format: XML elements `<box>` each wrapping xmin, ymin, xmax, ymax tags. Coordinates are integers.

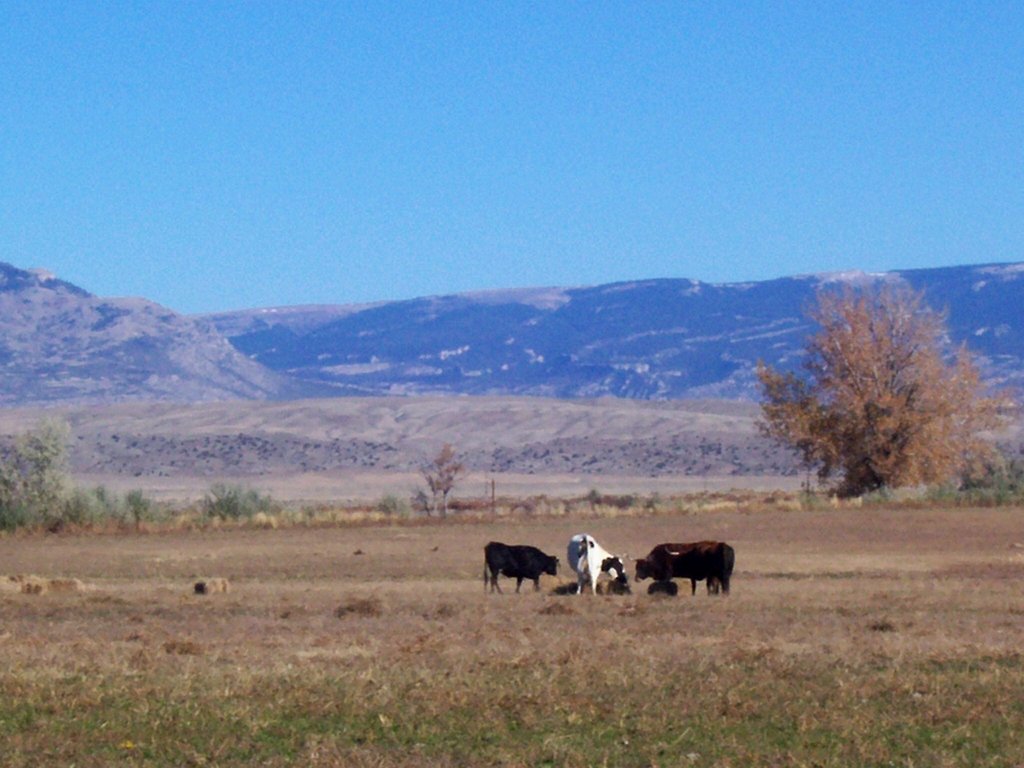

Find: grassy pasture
<box><xmin>1</xmin><ymin>505</ymin><xmax>1023</xmax><ymax>766</ymax></box>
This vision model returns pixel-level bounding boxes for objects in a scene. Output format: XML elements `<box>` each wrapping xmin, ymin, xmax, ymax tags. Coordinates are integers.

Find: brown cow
<box><xmin>634</xmin><ymin>541</ymin><xmax>734</xmax><ymax>595</ymax></box>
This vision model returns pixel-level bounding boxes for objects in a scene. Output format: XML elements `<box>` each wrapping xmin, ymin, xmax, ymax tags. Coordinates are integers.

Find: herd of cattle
<box><xmin>483</xmin><ymin>534</ymin><xmax>735</xmax><ymax>597</ymax></box>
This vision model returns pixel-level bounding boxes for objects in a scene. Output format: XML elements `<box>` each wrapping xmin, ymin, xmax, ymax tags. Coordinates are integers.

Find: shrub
<box><xmin>0</xmin><ymin>419</ymin><xmax>70</xmax><ymax>530</ymax></box>
<box><xmin>410</xmin><ymin>489</ymin><xmax>432</xmax><ymax>516</ymax></box>
<box><xmin>376</xmin><ymin>494</ymin><xmax>411</xmax><ymax>517</ymax></box>
<box><xmin>125</xmin><ymin>489</ymin><xmax>155</xmax><ymax>527</ymax></box>
<box><xmin>941</xmin><ymin>457</ymin><xmax>1024</xmax><ymax>505</ymax></box>
<box><xmin>0</xmin><ymin>504</ymin><xmax>32</xmax><ymax>533</ymax></box>
<box><xmin>55</xmin><ymin>487</ymin><xmax>160</xmax><ymax>530</ymax></box>
<box><xmin>61</xmin><ymin>487</ymin><xmax>111</xmax><ymax>528</ymax></box>
<box><xmin>201</xmin><ymin>483</ymin><xmax>277</xmax><ymax>521</ymax></box>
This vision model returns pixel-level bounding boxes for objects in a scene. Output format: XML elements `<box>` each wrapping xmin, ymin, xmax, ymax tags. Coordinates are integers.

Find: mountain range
<box><xmin>1</xmin><ymin>259</ymin><xmax>1022</xmax><ymax>406</ymax></box>
<box><xmin>209</xmin><ymin>261</ymin><xmax>1024</xmax><ymax>401</ymax></box>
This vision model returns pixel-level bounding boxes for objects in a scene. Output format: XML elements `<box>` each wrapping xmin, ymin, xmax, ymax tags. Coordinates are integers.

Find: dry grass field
<box><xmin>2</xmin><ymin>503</ymin><xmax>1024</xmax><ymax>766</ymax></box>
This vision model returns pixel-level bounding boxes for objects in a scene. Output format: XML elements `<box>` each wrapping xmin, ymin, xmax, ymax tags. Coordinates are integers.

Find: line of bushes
<box><xmin>0</xmin><ymin>420</ymin><xmax>168</xmax><ymax>532</ymax></box>
<box><xmin>4</xmin><ymin>420</ymin><xmax>1024</xmax><ymax>533</ymax></box>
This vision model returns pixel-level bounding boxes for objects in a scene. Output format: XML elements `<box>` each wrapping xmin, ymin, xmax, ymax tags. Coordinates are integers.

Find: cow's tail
<box><xmin>483</xmin><ymin>557</ymin><xmax>489</xmax><ymax>593</ymax></box>
<box><xmin>720</xmin><ymin>543</ymin><xmax>735</xmax><ymax>595</ymax></box>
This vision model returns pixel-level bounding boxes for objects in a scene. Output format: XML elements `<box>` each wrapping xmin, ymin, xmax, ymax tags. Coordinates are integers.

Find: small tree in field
<box><xmin>757</xmin><ymin>285</ymin><xmax>1005</xmax><ymax>497</ymax></box>
<box><xmin>421</xmin><ymin>443</ymin><xmax>465</xmax><ymax>517</ymax></box>
<box><xmin>0</xmin><ymin>419</ymin><xmax>70</xmax><ymax>528</ymax></box>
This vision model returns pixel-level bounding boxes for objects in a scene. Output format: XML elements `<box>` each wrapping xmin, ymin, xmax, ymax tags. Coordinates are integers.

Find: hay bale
<box><xmin>46</xmin><ymin>578</ymin><xmax>83</xmax><ymax>593</ymax></box>
<box><xmin>1</xmin><ymin>575</ymin><xmax>26</xmax><ymax>593</ymax></box>
<box><xmin>20</xmin><ymin>577</ymin><xmax>48</xmax><ymax>595</ymax></box>
<box><xmin>194</xmin><ymin>577</ymin><xmax>230</xmax><ymax>595</ymax></box>
<box><xmin>8</xmin><ymin>575</ymin><xmax>84</xmax><ymax>594</ymax></box>
<box><xmin>647</xmin><ymin>580</ymin><xmax>679</xmax><ymax>597</ymax></box>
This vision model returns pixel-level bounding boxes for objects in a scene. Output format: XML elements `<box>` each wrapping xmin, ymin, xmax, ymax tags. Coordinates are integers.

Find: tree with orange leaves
<box><xmin>757</xmin><ymin>284</ymin><xmax>1005</xmax><ymax>497</ymax></box>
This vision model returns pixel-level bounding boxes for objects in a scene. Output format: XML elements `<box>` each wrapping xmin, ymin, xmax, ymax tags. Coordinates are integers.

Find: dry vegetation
<box><xmin>0</xmin><ymin>397</ymin><xmax>806</xmax><ymax>502</ymax></box>
<box><xmin>1</xmin><ymin>503</ymin><xmax>1024</xmax><ymax>766</ymax></box>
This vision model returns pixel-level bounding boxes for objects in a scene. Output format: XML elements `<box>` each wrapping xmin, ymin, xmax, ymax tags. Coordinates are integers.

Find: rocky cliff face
<box><xmin>0</xmin><ymin>262</ymin><xmax>286</xmax><ymax>405</ymax></box>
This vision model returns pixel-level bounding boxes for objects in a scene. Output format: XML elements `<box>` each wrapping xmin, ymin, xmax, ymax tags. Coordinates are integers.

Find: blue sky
<box><xmin>2</xmin><ymin>2</ymin><xmax>1022</xmax><ymax>314</ymax></box>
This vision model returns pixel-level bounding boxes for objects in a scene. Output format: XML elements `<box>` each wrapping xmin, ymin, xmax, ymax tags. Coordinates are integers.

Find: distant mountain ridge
<box><xmin>0</xmin><ymin>259</ymin><xmax>1022</xmax><ymax>406</ymax></box>
<box><xmin>0</xmin><ymin>262</ymin><xmax>285</xmax><ymax>406</ymax></box>
<box><xmin>209</xmin><ymin>262</ymin><xmax>1024</xmax><ymax>401</ymax></box>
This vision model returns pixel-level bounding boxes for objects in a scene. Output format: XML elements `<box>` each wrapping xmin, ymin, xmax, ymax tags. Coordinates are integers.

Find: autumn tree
<box><xmin>421</xmin><ymin>443</ymin><xmax>465</xmax><ymax>517</ymax></box>
<box><xmin>757</xmin><ymin>285</ymin><xmax>1004</xmax><ymax>497</ymax></box>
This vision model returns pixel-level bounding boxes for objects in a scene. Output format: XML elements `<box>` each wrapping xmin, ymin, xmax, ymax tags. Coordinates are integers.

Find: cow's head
<box><xmin>634</xmin><ymin>557</ymin><xmax>652</xmax><ymax>581</ymax></box>
<box><xmin>598</xmin><ymin>561</ymin><xmax>630</xmax><ymax>593</ymax></box>
<box><xmin>545</xmin><ymin>556</ymin><xmax>559</xmax><ymax>577</ymax></box>
<box><xmin>600</xmin><ymin>556</ymin><xmax>626</xmax><ymax>582</ymax></box>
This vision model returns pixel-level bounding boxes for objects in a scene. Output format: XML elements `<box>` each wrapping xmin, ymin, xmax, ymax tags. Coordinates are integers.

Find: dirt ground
<box><xmin>2</xmin><ymin>504</ymin><xmax>1023</xmax><ymax>766</ymax></box>
<box><xmin>2</xmin><ymin>505</ymin><xmax>1023</xmax><ymax>663</ymax></box>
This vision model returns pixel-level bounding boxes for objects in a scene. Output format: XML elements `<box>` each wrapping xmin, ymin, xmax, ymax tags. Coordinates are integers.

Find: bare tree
<box><xmin>421</xmin><ymin>443</ymin><xmax>465</xmax><ymax>517</ymax></box>
<box><xmin>757</xmin><ymin>285</ymin><xmax>1006</xmax><ymax>497</ymax></box>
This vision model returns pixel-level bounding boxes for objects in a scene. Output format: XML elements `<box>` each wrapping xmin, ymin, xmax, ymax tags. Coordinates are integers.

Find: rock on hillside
<box><xmin>0</xmin><ymin>262</ymin><xmax>286</xmax><ymax>405</ymax></box>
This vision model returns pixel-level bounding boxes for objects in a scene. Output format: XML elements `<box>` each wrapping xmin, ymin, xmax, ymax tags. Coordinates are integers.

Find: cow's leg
<box><xmin>486</xmin><ymin>568</ymin><xmax>503</xmax><ymax>594</ymax></box>
<box><xmin>515</xmin><ymin>577</ymin><xmax>523</xmax><ymax>593</ymax></box>
<box><xmin>690</xmin><ymin>579</ymin><xmax>697</xmax><ymax>595</ymax></box>
<box><xmin>533</xmin><ymin>577</ymin><xmax>541</xmax><ymax>591</ymax></box>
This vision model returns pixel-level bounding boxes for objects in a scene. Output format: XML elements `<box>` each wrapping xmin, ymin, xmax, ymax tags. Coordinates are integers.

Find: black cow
<box><xmin>483</xmin><ymin>541</ymin><xmax>559</xmax><ymax>594</ymax></box>
<box><xmin>634</xmin><ymin>541</ymin><xmax>735</xmax><ymax>595</ymax></box>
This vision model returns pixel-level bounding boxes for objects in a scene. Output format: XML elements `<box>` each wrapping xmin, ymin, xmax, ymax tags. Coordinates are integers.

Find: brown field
<box><xmin>2</xmin><ymin>503</ymin><xmax>1024</xmax><ymax>766</ymax></box>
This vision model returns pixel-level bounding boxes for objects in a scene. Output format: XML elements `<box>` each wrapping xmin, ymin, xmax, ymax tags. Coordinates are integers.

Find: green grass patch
<box><xmin>3</xmin><ymin>651</ymin><xmax>1024</xmax><ymax>767</ymax></box>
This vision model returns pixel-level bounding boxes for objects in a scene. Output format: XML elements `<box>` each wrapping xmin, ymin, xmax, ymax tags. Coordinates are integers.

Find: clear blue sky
<box><xmin>2</xmin><ymin>2</ymin><xmax>1022</xmax><ymax>314</ymax></box>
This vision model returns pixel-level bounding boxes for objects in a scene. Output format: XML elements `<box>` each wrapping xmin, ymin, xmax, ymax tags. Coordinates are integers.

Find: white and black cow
<box><xmin>483</xmin><ymin>541</ymin><xmax>559</xmax><ymax>594</ymax></box>
<box><xmin>567</xmin><ymin>533</ymin><xmax>629</xmax><ymax>595</ymax></box>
